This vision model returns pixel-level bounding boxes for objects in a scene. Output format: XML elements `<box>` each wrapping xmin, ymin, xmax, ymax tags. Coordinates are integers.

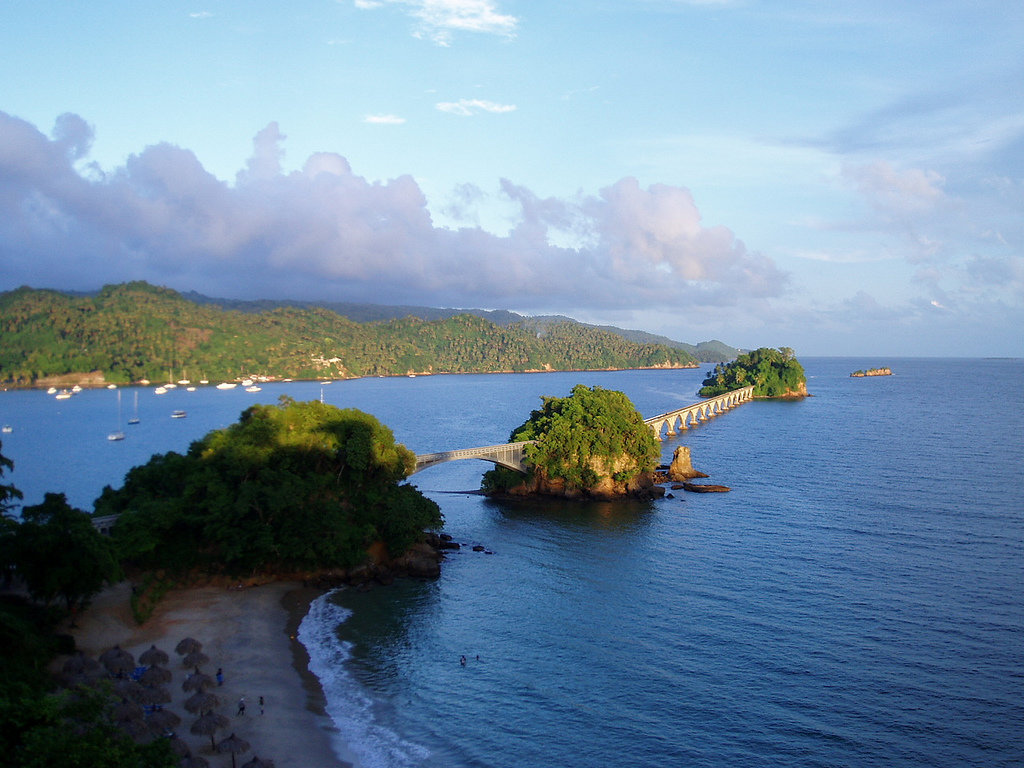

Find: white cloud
<box><xmin>189</xmin><ymin>11</ymin><xmax>213</xmax><ymax>19</ymax></box>
<box><xmin>363</xmin><ymin>114</ymin><xmax>407</xmax><ymax>125</ymax></box>
<box><xmin>436</xmin><ymin>99</ymin><xmax>516</xmax><ymax>116</ymax></box>
<box><xmin>355</xmin><ymin>0</ymin><xmax>517</xmax><ymax>45</ymax></box>
<box><xmin>846</xmin><ymin>161</ymin><xmax>946</xmax><ymax>216</ymax></box>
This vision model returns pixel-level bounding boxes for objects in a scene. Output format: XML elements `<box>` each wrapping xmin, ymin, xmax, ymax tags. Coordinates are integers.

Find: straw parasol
<box><xmin>62</xmin><ymin>651</ymin><xmax>103</xmax><ymax>677</ymax></box>
<box><xmin>113</xmin><ymin>679</ymin><xmax>146</xmax><ymax>703</ymax></box>
<box><xmin>217</xmin><ymin>733</ymin><xmax>251</xmax><ymax>768</ymax></box>
<box><xmin>146</xmin><ymin>707</ymin><xmax>182</xmax><ymax>733</ymax></box>
<box><xmin>139</xmin><ymin>665</ymin><xmax>172</xmax><ymax>686</ymax></box>
<box><xmin>166</xmin><ymin>735</ymin><xmax>191</xmax><ymax>757</ymax></box>
<box><xmin>137</xmin><ymin>685</ymin><xmax>172</xmax><ymax>706</ymax></box>
<box><xmin>99</xmin><ymin>645</ymin><xmax>136</xmax><ymax>675</ymax></box>
<box><xmin>182</xmin><ymin>669</ymin><xmax>215</xmax><ymax>693</ymax></box>
<box><xmin>175</xmin><ymin>638</ymin><xmax>202</xmax><ymax>655</ymax></box>
<box><xmin>184</xmin><ymin>690</ymin><xmax>221</xmax><ymax>715</ymax></box>
<box><xmin>139</xmin><ymin>644</ymin><xmax>170</xmax><ymax>666</ymax></box>
<box><xmin>190</xmin><ymin>711</ymin><xmax>229</xmax><ymax>750</ymax></box>
<box><xmin>113</xmin><ymin>699</ymin><xmax>144</xmax><ymax>722</ymax></box>
<box><xmin>182</xmin><ymin>650</ymin><xmax>210</xmax><ymax>669</ymax></box>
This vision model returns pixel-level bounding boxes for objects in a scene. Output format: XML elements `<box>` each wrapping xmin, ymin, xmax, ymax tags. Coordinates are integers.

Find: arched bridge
<box><xmin>643</xmin><ymin>385</ymin><xmax>754</xmax><ymax>440</ymax></box>
<box><xmin>412</xmin><ymin>440</ymin><xmax>536</xmax><ymax>475</ymax></box>
<box><xmin>411</xmin><ymin>385</ymin><xmax>756</xmax><ymax>475</ymax></box>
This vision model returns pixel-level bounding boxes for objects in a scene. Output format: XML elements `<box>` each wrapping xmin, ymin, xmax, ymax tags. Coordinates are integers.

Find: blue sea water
<box><xmin>2</xmin><ymin>359</ymin><xmax>1022</xmax><ymax>766</ymax></box>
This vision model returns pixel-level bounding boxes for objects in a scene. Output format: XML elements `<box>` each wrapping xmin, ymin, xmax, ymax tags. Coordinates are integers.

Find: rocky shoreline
<box><xmin>850</xmin><ymin>367</ymin><xmax>892</xmax><ymax>377</ymax></box>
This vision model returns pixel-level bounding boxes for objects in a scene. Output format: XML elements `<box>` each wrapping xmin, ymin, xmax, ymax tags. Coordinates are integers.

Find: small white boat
<box><xmin>154</xmin><ymin>386</ymin><xmax>168</xmax><ymax>395</ymax></box>
<box><xmin>171</xmin><ymin>410</ymin><xmax>187</xmax><ymax>419</ymax></box>
<box><xmin>246</xmin><ymin>385</ymin><xmax>262</xmax><ymax>392</ymax></box>
<box><xmin>71</xmin><ymin>385</ymin><xmax>82</xmax><ymax>393</ymax></box>
<box><xmin>241</xmin><ymin>379</ymin><xmax>254</xmax><ymax>387</ymax></box>
<box><xmin>107</xmin><ymin>431</ymin><xmax>125</xmax><ymax>441</ymax></box>
<box><xmin>216</xmin><ymin>382</ymin><xmax>237</xmax><ymax>390</ymax></box>
<box><xmin>55</xmin><ymin>390</ymin><xmax>72</xmax><ymax>400</ymax></box>
<box><xmin>47</xmin><ymin>387</ymin><xmax>57</xmax><ymax>394</ymax></box>
<box><xmin>139</xmin><ymin>379</ymin><xmax>151</xmax><ymax>385</ymax></box>
<box><xmin>199</xmin><ymin>379</ymin><xmax>209</xmax><ymax>385</ymax></box>
<box><xmin>186</xmin><ymin>386</ymin><xmax>196</xmax><ymax>392</ymax></box>
<box><xmin>178</xmin><ymin>379</ymin><xmax>190</xmax><ymax>385</ymax></box>
<box><xmin>165</xmin><ymin>383</ymin><xmax>177</xmax><ymax>389</ymax></box>
<box><xmin>1</xmin><ymin>425</ymin><xmax>12</xmax><ymax>434</ymax></box>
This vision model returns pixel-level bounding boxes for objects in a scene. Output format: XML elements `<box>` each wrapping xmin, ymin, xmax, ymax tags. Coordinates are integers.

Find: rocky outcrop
<box><xmin>491</xmin><ymin>468</ymin><xmax>665</xmax><ymax>501</ymax></box>
<box><xmin>664</xmin><ymin>446</ymin><xmax>709</xmax><ymax>481</ymax></box>
<box><xmin>850</xmin><ymin>368</ymin><xmax>892</xmax><ymax>377</ymax></box>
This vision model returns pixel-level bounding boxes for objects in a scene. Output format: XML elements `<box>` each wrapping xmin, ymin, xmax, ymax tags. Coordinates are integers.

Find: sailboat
<box><xmin>108</xmin><ymin>390</ymin><xmax>126</xmax><ymax>441</ymax></box>
<box><xmin>127</xmin><ymin>390</ymin><xmax>140</xmax><ymax>425</ymax></box>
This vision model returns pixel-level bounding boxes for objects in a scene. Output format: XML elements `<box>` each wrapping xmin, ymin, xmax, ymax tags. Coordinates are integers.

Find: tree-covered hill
<box><xmin>0</xmin><ymin>282</ymin><xmax>699</xmax><ymax>385</ymax></box>
<box><xmin>698</xmin><ymin>347</ymin><xmax>808</xmax><ymax>398</ymax></box>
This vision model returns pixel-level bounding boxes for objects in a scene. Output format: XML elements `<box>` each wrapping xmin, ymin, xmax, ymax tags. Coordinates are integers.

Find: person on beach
<box><xmin>216</xmin><ymin>668</ymin><xmax>224</xmax><ymax>686</ymax></box>
<box><xmin>237</xmin><ymin>697</ymin><xmax>246</xmax><ymax>716</ymax></box>
<box><xmin>258</xmin><ymin>695</ymin><xmax>265</xmax><ymax>715</ymax></box>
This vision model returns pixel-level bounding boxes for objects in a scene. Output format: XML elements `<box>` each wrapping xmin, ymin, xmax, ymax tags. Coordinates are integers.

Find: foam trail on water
<box><xmin>298</xmin><ymin>590</ymin><xmax>430</xmax><ymax>768</ymax></box>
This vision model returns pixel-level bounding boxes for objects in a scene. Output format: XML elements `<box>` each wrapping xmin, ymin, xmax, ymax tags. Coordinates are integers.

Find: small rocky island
<box><xmin>850</xmin><ymin>368</ymin><xmax>892</xmax><ymax>377</ymax></box>
<box><xmin>699</xmin><ymin>347</ymin><xmax>808</xmax><ymax>398</ymax></box>
<box><xmin>481</xmin><ymin>384</ymin><xmax>665</xmax><ymax>500</ymax></box>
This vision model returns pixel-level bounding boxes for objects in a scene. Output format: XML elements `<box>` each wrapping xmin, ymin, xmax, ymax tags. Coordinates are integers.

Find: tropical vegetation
<box><xmin>0</xmin><ymin>282</ymin><xmax>698</xmax><ymax>385</ymax></box>
<box><xmin>698</xmin><ymin>347</ymin><xmax>808</xmax><ymax>398</ymax></box>
<box><xmin>481</xmin><ymin>384</ymin><xmax>660</xmax><ymax>497</ymax></box>
<box><xmin>96</xmin><ymin>397</ymin><xmax>441</xmax><ymax>575</ymax></box>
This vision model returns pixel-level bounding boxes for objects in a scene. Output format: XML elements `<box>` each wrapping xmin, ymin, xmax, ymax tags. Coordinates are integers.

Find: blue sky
<box><xmin>1</xmin><ymin>1</ymin><xmax>1022</xmax><ymax>356</ymax></box>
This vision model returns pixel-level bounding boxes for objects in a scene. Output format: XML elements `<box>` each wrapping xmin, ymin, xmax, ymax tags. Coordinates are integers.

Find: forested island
<box><xmin>481</xmin><ymin>385</ymin><xmax>663</xmax><ymax>500</ymax></box>
<box><xmin>0</xmin><ymin>282</ymin><xmax>711</xmax><ymax>387</ymax></box>
<box><xmin>698</xmin><ymin>347</ymin><xmax>808</xmax><ymax>398</ymax></box>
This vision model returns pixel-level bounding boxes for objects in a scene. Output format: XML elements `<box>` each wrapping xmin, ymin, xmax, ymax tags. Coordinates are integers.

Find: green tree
<box><xmin>483</xmin><ymin>385</ymin><xmax>659</xmax><ymax>494</ymax></box>
<box><xmin>10</xmin><ymin>494</ymin><xmax>122</xmax><ymax>617</ymax></box>
<box><xmin>698</xmin><ymin>347</ymin><xmax>807</xmax><ymax>398</ymax></box>
<box><xmin>100</xmin><ymin>398</ymin><xmax>441</xmax><ymax>575</ymax></box>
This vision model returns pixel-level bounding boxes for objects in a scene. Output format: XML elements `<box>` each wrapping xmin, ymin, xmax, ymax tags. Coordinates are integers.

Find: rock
<box><xmin>667</xmin><ymin>446</ymin><xmax>710</xmax><ymax>481</ymax></box>
<box><xmin>681</xmin><ymin>482</ymin><xmax>730</xmax><ymax>493</ymax></box>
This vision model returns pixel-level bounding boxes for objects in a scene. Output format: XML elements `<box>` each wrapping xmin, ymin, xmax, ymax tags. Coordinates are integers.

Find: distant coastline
<box><xmin>850</xmin><ymin>367</ymin><xmax>892</xmax><ymax>377</ymax></box>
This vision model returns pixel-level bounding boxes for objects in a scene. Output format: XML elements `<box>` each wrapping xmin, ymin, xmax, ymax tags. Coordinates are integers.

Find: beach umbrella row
<box><xmin>139</xmin><ymin>644</ymin><xmax>170</xmax><ymax>666</ymax></box>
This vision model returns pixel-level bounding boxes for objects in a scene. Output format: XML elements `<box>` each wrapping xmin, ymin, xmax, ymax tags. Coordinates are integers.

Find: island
<box><xmin>850</xmin><ymin>368</ymin><xmax>892</xmax><ymax>377</ymax></box>
<box><xmin>698</xmin><ymin>346</ymin><xmax>808</xmax><ymax>398</ymax></box>
<box><xmin>481</xmin><ymin>384</ymin><xmax>664</xmax><ymax>500</ymax></box>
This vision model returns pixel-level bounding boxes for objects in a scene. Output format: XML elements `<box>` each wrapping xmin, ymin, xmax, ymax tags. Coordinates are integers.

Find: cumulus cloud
<box><xmin>0</xmin><ymin>111</ymin><xmax>787</xmax><ymax>312</ymax></box>
<box><xmin>355</xmin><ymin>0</ymin><xmax>517</xmax><ymax>45</ymax></box>
<box><xmin>436</xmin><ymin>99</ymin><xmax>516</xmax><ymax>116</ymax></box>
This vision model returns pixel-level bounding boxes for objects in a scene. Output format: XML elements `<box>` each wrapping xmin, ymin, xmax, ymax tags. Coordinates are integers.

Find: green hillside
<box><xmin>0</xmin><ymin>282</ymin><xmax>699</xmax><ymax>385</ymax></box>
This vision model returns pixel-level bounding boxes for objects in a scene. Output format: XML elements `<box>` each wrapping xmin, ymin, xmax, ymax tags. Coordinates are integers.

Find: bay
<box><xmin>2</xmin><ymin>359</ymin><xmax>1023</xmax><ymax>766</ymax></box>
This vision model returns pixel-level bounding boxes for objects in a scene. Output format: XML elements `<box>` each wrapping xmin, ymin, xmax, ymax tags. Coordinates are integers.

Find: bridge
<box><xmin>411</xmin><ymin>386</ymin><xmax>755</xmax><ymax>475</ymax></box>
<box><xmin>643</xmin><ymin>385</ymin><xmax>754</xmax><ymax>440</ymax></box>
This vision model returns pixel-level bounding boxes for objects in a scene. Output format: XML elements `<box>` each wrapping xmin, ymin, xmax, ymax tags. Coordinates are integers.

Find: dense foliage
<box><xmin>698</xmin><ymin>347</ymin><xmax>808</xmax><ymax>398</ymax></box>
<box><xmin>96</xmin><ymin>398</ymin><xmax>441</xmax><ymax>574</ymax></box>
<box><xmin>0</xmin><ymin>444</ymin><xmax>175</xmax><ymax>768</ymax></box>
<box><xmin>0</xmin><ymin>282</ymin><xmax>697</xmax><ymax>385</ymax></box>
<box><xmin>482</xmin><ymin>385</ymin><xmax>660</xmax><ymax>493</ymax></box>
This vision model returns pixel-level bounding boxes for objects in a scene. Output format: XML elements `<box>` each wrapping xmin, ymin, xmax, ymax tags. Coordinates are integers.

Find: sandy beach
<box><xmin>67</xmin><ymin>580</ymin><xmax>358</xmax><ymax>768</ymax></box>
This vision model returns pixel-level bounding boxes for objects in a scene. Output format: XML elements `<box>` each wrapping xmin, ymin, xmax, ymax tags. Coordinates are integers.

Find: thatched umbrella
<box><xmin>139</xmin><ymin>644</ymin><xmax>170</xmax><ymax>667</ymax></box>
<box><xmin>139</xmin><ymin>665</ymin><xmax>172</xmax><ymax>686</ymax></box>
<box><xmin>179</xmin><ymin>756</ymin><xmax>209</xmax><ymax>768</ymax></box>
<box><xmin>62</xmin><ymin>651</ymin><xmax>103</xmax><ymax>677</ymax></box>
<box><xmin>146</xmin><ymin>707</ymin><xmax>181</xmax><ymax>733</ymax></box>
<box><xmin>182</xmin><ymin>669</ymin><xmax>215</xmax><ymax>693</ymax></box>
<box><xmin>113</xmin><ymin>699</ymin><xmax>144</xmax><ymax>722</ymax></box>
<box><xmin>175</xmin><ymin>638</ymin><xmax>202</xmax><ymax>655</ymax></box>
<box><xmin>116</xmin><ymin>716</ymin><xmax>151</xmax><ymax>742</ymax></box>
<box><xmin>137</xmin><ymin>685</ymin><xmax>172</xmax><ymax>706</ymax></box>
<box><xmin>217</xmin><ymin>732</ymin><xmax>251</xmax><ymax>768</ymax></box>
<box><xmin>241</xmin><ymin>757</ymin><xmax>276</xmax><ymax>768</ymax></box>
<box><xmin>99</xmin><ymin>645</ymin><xmax>136</xmax><ymax>676</ymax></box>
<box><xmin>184</xmin><ymin>690</ymin><xmax>221</xmax><ymax>715</ymax></box>
<box><xmin>166</xmin><ymin>735</ymin><xmax>191</xmax><ymax>757</ymax></box>
<box><xmin>182</xmin><ymin>650</ymin><xmax>210</xmax><ymax>669</ymax></box>
<box><xmin>190</xmin><ymin>711</ymin><xmax>229</xmax><ymax>750</ymax></box>
<box><xmin>113</xmin><ymin>679</ymin><xmax>146</xmax><ymax>703</ymax></box>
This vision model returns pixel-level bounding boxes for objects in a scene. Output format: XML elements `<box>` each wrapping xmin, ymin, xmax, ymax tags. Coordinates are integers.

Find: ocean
<box><xmin>2</xmin><ymin>358</ymin><xmax>1022</xmax><ymax>766</ymax></box>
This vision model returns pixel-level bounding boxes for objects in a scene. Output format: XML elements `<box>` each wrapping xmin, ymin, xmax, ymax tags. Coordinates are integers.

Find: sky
<box><xmin>1</xmin><ymin>1</ymin><xmax>1022</xmax><ymax>356</ymax></box>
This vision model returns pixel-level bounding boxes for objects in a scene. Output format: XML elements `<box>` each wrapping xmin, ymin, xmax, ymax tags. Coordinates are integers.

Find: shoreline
<box><xmin>65</xmin><ymin>580</ymin><xmax>357</xmax><ymax>768</ymax></box>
